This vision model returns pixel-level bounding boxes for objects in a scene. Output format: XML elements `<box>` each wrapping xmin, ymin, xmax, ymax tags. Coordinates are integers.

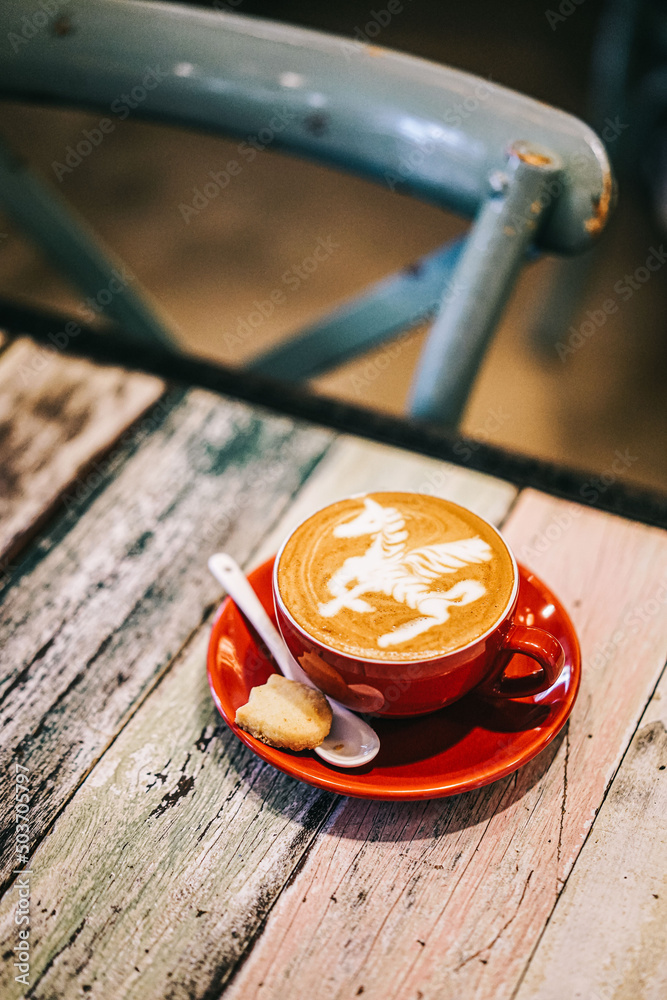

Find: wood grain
<box><xmin>225</xmin><ymin>490</ymin><xmax>667</xmax><ymax>1000</ymax></box>
<box><xmin>0</xmin><ymin>629</ymin><xmax>338</xmax><ymax>1000</ymax></box>
<box><xmin>0</xmin><ymin>437</ymin><xmax>516</xmax><ymax>999</ymax></box>
<box><xmin>515</xmin><ymin>669</ymin><xmax>667</xmax><ymax>1000</ymax></box>
<box><xmin>0</xmin><ymin>389</ymin><xmax>333</xmax><ymax>888</ymax></box>
<box><xmin>0</xmin><ymin>337</ymin><xmax>163</xmax><ymax>569</ymax></box>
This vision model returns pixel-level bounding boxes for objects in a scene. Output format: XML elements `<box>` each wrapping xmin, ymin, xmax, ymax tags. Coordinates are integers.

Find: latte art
<box><xmin>318</xmin><ymin>500</ymin><xmax>492</xmax><ymax>647</ymax></box>
<box><xmin>276</xmin><ymin>492</ymin><xmax>515</xmax><ymax>661</ymax></box>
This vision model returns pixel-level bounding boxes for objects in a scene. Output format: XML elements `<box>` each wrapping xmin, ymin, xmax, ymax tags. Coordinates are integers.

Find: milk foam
<box><xmin>277</xmin><ymin>492</ymin><xmax>515</xmax><ymax>661</ymax></box>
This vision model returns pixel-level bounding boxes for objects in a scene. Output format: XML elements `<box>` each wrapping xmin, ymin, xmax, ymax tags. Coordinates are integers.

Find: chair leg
<box><xmin>247</xmin><ymin>238</ymin><xmax>465</xmax><ymax>381</ymax></box>
<box><xmin>0</xmin><ymin>133</ymin><xmax>174</xmax><ymax>347</ymax></box>
<box><xmin>408</xmin><ymin>143</ymin><xmax>562</xmax><ymax>427</ymax></box>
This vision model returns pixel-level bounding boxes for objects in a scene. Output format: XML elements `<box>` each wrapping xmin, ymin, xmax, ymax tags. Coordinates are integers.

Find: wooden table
<box><xmin>1</xmin><ymin>337</ymin><xmax>666</xmax><ymax>1000</ymax></box>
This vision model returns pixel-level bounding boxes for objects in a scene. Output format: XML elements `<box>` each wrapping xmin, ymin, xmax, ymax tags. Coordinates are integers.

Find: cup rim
<box><xmin>273</xmin><ymin>491</ymin><xmax>519</xmax><ymax>665</ymax></box>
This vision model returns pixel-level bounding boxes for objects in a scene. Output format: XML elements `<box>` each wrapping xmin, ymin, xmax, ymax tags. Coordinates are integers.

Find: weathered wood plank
<box><xmin>0</xmin><ymin>389</ymin><xmax>333</xmax><ymax>888</ymax></box>
<box><xmin>251</xmin><ymin>435</ymin><xmax>517</xmax><ymax>568</ymax></box>
<box><xmin>0</xmin><ymin>437</ymin><xmax>517</xmax><ymax>999</ymax></box>
<box><xmin>515</xmin><ymin>667</ymin><xmax>667</xmax><ymax>1000</ymax></box>
<box><xmin>0</xmin><ymin>336</ymin><xmax>164</xmax><ymax>563</ymax></box>
<box><xmin>0</xmin><ymin>336</ymin><xmax>163</xmax><ymax>569</ymax></box>
<box><xmin>224</xmin><ymin>491</ymin><xmax>667</xmax><ymax>1000</ymax></box>
<box><xmin>0</xmin><ymin>629</ymin><xmax>338</xmax><ymax>1000</ymax></box>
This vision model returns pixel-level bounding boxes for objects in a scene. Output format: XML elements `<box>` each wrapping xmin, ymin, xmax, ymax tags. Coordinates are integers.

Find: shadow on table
<box><xmin>218</xmin><ymin>705</ymin><xmax>567</xmax><ymax>842</ymax></box>
<box><xmin>329</xmin><ymin>722</ymin><xmax>568</xmax><ymax>843</ymax></box>
<box><xmin>366</xmin><ymin>694</ymin><xmax>553</xmax><ymax>769</ymax></box>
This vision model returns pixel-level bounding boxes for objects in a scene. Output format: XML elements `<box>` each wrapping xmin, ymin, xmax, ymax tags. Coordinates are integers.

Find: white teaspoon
<box><xmin>208</xmin><ymin>553</ymin><xmax>380</xmax><ymax>768</ymax></box>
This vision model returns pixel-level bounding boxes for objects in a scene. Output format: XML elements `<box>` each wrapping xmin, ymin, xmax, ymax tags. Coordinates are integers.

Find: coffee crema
<box><xmin>276</xmin><ymin>492</ymin><xmax>515</xmax><ymax>661</ymax></box>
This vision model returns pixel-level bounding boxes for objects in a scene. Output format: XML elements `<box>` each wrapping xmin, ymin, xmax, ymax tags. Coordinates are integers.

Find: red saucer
<box><xmin>206</xmin><ymin>558</ymin><xmax>581</xmax><ymax>800</ymax></box>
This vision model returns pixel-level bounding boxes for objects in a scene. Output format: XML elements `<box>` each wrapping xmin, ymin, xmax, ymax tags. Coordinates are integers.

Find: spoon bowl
<box><xmin>208</xmin><ymin>553</ymin><xmax>381</xmax><ymax>768</ymax></box>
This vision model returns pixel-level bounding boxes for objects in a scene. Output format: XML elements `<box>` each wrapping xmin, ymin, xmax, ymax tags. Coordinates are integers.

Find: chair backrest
<box><xmin>1</xmin><ymin>0</ymin><xmax>613</xmax><ymax>252</ymax></box>
<box><xmin>0</xmin><ymin>0</ymin><xmax>615</xmax><ymax>425</ymax></box>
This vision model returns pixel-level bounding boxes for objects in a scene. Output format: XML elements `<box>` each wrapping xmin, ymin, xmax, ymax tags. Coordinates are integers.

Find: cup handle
<box><xmin>478</xmin><ymin>624</ymin><xmax>565</xmax><ymax>699</ymax></box>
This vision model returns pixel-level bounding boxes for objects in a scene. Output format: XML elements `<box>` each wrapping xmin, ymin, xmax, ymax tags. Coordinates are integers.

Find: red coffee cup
<box><xmin>273</xmin><ymin>494</ymin><xmax>565</xmax><ymax>717</ymax></box>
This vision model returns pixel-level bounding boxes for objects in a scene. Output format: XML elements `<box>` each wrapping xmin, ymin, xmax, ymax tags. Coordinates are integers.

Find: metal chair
<box><xmin>0</xmin><ymin>0</ymin><xmax>614</xmax><ymax>426</ymax></box>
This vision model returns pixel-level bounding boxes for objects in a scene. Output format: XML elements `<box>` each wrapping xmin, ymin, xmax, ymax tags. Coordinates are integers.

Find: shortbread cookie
<box><xmin>235</xmin><ymin>674</ymin><xmax>332</xmax><ymax>751</ymax></box>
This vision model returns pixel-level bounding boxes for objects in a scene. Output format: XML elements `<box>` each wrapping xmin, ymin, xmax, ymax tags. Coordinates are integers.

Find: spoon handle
<box><xmin>208</xmin><ymin>552</ymin><xmax>381</xmax><ymax>768</ymax></box>
<box><xmin>208</xmin><ymin>553</ymin><xmax>305</xmax><ymax>685</ymax></box>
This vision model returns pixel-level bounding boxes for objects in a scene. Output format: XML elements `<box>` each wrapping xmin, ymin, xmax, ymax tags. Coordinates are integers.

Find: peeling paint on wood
<box><xmin>0</xmin><ymin>389</ymin><xmax>333</xmax><ymax>886</ymax></box>
<box><xmin>0</xmin><ymin>630</ymin><xmax>338</xmax><ymax>1000</ymax></box>
<box><xmin>0</xmin><ymin>337</ymin><xmax>163</xmax><ymax>567</ymax></box>
<box><xmin>1</xmin><ymin>384</ymin><xmax>664</xmax><ymax>1000</ymax></box>
<box><xmin>0</xmin><ymin>432</ymin><xmax>515</xmax><ymax>999</ymax></box>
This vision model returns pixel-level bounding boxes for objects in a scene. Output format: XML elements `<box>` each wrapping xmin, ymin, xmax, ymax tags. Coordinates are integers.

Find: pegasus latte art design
<box><xmin>317</xmin><ymin>497</ymin><xmax>493</xmax><ymax>648</ymax></box>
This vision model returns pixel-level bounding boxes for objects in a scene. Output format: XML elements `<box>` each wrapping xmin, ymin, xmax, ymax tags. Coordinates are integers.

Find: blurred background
<box><xmin>0</xmin><ymin>0</ymin><xmax>666</xmax><ymax>491</ymax></box>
